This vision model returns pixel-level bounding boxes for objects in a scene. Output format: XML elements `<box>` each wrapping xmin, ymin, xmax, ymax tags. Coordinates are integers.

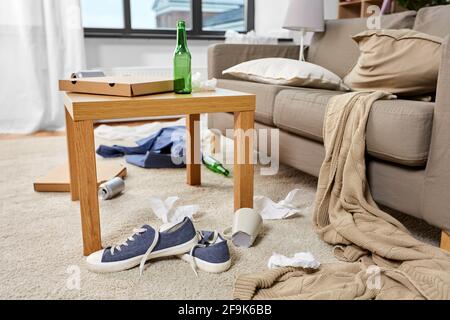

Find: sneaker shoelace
<box><xmin>139</xmin><ymin>229</ymin><xmax>160</xmax><ymax>276</ymax></box>
<box><xmin>108</xmin><ymin>226</ymin><xmax>161</xmax><ymax>276</ymax></box>
<box><xmin>188</xmin><ymin>231</ymin><xmax>219</xmax><ymax>277</ymax></box>
<box><xmin>110</xmin><ymin>227</ymin><xmax>148</xmax><ymax>255</ymax></box>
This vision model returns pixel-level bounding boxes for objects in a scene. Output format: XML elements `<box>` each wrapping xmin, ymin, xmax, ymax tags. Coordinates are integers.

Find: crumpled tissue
<box><xmin>225</xmin><ymin>30</ymin><xmax>277</xmax><ymax>44</ymax></box>
<box><xmin>254</xmin><ymin>189</ymin><xmax>311</xmax><ymax>220</ymax></box>
<box><xmin>192</xmin><ymin>72</ymin><xmax>217</xmax><ymax>92</ymax></box>
<box><xmin>268</xmin><ymin>252</ymin><xmax>320</xmax><ymax>270</ymax></box>
<box><xmin>149</xmin><ymin>196</ymin><xmax>199</xmax><ymax>229</ymax></box>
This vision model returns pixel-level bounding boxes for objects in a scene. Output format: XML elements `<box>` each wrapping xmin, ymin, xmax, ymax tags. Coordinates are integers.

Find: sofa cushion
<box><xmin>414</xmin><ymin>5</ymin><xmax>450</xmax><ymax>37</ymax></box>
<box><xmin>208</xmin><ymin>44</ymin><xmax>300</xmax><ymax>80</ymax></box>
<box><xmin>273</xmin><ymin>88</ymin><xmax>434</xmax><ymax>166</ymax></box>
<box><xmin>222</xmin><ymin>58</ymin><xmax>349</xmax><ymax>91</ymax></box>
<box><xmin>343</xmin><ymin>29</ymin><xmax>442</xmax><ymax>96</ymax></box>
<box><xmin>217</xmin><ymin>78</ymin><xmax>291</xmax><ymax>126</ymax></box>
<box><xmin>307</xmin><ymin>11</ymin><xmax>416</xmax><ymax>78</ymax></box>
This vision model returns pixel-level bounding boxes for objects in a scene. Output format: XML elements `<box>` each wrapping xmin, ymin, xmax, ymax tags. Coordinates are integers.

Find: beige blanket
<box><xmin>233</xmin><ymin>92</ymin><xmax>450</xmax><ymax>300</ymax></box>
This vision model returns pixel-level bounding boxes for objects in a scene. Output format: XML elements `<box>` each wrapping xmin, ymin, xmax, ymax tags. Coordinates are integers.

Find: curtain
<box><xmin>0</xmin><ymin>0</ymin><xmax>85</xmax><ymax>133</ymax></box>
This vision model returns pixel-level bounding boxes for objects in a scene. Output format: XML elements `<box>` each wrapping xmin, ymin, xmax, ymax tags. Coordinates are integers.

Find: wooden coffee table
<box><xmin>63</xmin><ymin>89</ymin><xmax>256</xmax><ymax>255</ymax></box>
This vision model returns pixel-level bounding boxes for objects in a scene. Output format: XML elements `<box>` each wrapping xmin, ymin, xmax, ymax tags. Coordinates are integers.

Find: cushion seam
<box><xmin>275</xmin><ymin>123</ymin><xmax>429</xmax><ymax>162</ymax></box>
<box><xmin>353</xmin><ymin>32</ymin><xmax>442</xmax><ymax>45</ymax></box>
<box><xmin>366</xmin><ymin>147</ymin><xmax>429</xmax><ymax>161</ymax></box>
<box><xmin>224</xmin><ymin>71</ymin><xmax>341</xmax><ymax>85</ymax></box>
<box><xmin>275</xmin><ymin>123</ymin><xmax>322</xmax><ymax>142</ymax></box>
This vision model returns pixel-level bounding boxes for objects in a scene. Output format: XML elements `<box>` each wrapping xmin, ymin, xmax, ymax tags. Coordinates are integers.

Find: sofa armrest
<box><xmin>207</xmin><ymin>43</ymin><xmax>300</xmax><ymax>79</ymax></box>
<box><xmin>423</xmin><ymin>35</ymin><xmax>450</xmax><ymax>231</ymax></box>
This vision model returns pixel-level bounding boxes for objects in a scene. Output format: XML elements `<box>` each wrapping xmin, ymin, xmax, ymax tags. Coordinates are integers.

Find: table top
<box><xmin>64</xmin><ymin>88</ymin><xmax>255</xmax><ymax>121</ymax></box>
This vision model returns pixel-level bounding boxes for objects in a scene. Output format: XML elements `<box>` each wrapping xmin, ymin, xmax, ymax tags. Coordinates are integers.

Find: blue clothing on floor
<box><xmin>96</xmin><ymin>126</ymin><xmax>186</xmax><ymax>168</ymax></box>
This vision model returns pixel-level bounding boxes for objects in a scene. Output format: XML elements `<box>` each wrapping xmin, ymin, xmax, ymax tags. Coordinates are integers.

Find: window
<box><xmin>202</xmin><ymin>0</ymin><xmax>246</xmax><ymax>32</ymax></box>
<box><xmin>81</xmin><ymin>0</ymin><xmax>125</xmax><ymax>29</ymax></box>
<box><xmin>130</xmin><ymin>0</ymin><xmax>193</xmax><ymax>30</ymax></box>
<box><xmin>81</xmin><ymin>0</ymin><xmax>254</xmax><ymax>39</ymax></box>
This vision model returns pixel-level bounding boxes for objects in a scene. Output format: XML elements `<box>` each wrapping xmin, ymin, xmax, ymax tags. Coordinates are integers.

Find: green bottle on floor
<box><xmin>173</xmin><ymin>20</ymin><xmax>192</xmax><ymax>94</ymax></box>
<box><xmin>203</xmin><ymin>155</ymin><xmax>230</xmax><ymax>177</ymax></box>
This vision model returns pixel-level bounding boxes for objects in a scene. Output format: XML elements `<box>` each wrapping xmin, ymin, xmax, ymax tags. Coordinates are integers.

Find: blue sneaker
<box><xmin>179</xmin><ymin>230</ymin><xmax>231</xmax><ymax>275</ymax></box>
<box><xmin>86</xmin><ymin>217</ymin><xmax>197</xmax><ymax>274</ymax></box>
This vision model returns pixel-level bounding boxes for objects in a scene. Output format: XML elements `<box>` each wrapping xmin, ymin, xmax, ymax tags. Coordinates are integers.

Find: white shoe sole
<box><xmin>179</xmin><ymin>254</ymin><xmax>231</xmax><ymax>273</ymax></box>
<box><xmin>86</xmin><ymin>236</ymin><xmax>198</xmax><ymax>273</ymax></box>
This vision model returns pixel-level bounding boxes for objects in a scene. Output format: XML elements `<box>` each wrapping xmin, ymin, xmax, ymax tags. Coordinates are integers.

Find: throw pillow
<box><xmin>222</xmin><ymin>58</ymin><xmax>349</xmax><ymax>91</ymax></box>
<box><xmin>344</xmin><ymin>29</ymin><xmax>442</xmax><ymax>96</ymax></box>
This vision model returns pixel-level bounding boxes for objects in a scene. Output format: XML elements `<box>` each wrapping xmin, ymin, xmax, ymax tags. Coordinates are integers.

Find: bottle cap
<box><xmin>177</xmin><ymin>20</ymin><xmax>186</xmax><ymax>28</ymax></box>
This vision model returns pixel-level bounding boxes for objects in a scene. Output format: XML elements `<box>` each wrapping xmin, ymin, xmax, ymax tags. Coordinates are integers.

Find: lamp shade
<box><xmin>283</xmin><ymin>0</ymin><xmax>324</xmax><ymax>32</ymax></box>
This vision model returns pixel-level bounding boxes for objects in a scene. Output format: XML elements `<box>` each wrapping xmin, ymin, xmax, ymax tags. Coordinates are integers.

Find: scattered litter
<box><xmin>96</xmin><ymin>126</ymin><xmax>186</xmax><ymax>169</ymax></box>
<box><xmin>95</xmin><ymin>118</ymin><xmax>185</xmax><ymax>141</ymax></box>
<box><xmin>192</xmin><ymin>72</ymin><xmax>217</xmax><ymax>92</ymax></box>
<box><xmin>98</xmin><ymin>177</ymin><xmax>125</xmax><ymax>200</ymax></box>
<box><xmin>254</xmin><ymin>189</ymin><xmax>310</xmax><ymax>220</ymax></box>
<box><xmin>223</xmin><ymin>208</ymin><xmax>263</xmax><ymax>248</ymax></box>
<box><xmin>149</xmin><ymin>196</ymin><xmax>199</xmax><ymax>229</ymax></box>
<box><xmin>224</xmin><ymin>30</ymin><xmax>277</xmax><ymax>44</ymax></box>
<box><xmin>203</xmin><ymin>154</ymin><xmax>229</xmax><ymax>177</ymax></box>
<box><xmin>268</xmin><ymin>252</ymin><xmax>320</xmax><ymax>270</ymax></box>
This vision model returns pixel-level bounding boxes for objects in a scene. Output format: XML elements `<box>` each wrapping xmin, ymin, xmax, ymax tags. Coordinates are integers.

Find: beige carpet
<box><xmin>0</xmin><ymin>136</ymin><xmax>440</xmax><ymax>299</ymax></box>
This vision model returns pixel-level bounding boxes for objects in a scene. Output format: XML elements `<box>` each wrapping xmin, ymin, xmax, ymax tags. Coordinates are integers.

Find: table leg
<box><xmin>73</xmin><ymin>120</ymin><xmax>102</xmax><ymax>256</ymax></box>
<box><xmin>234</xmin><ymin>111</ymin><xmax>254</xmax><ymax>211</ymax></box>
<box><xmin>186</xmin><ymin>114</ymin><xmax>201</xmax><ymax>186</ymax></box>
<box><xmin>65</xmin><ymin>108</ymin><xmax>79</xmax><ymax>201</ymax></box>
<box><xmin>441</xmin><ymin>231</ymin><xmax>450</xmax><ymax>252</ymax></box>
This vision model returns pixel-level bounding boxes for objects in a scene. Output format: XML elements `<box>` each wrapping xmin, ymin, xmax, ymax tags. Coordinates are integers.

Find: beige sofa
<box><xmin>207</xmin><ymin>6</ymin><xmax>450</xmax><ymax>241</ymax></box>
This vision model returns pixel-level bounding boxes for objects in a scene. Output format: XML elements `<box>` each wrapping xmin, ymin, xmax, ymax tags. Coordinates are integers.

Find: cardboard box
<box><xmin>33</xmin><ymin>163</ymin><xmax>127</xmax><ymax>192</ymax></box>
<box><xmin>59</xmin><ymin>76</ymin><xmax>174</xmax><ymax>97</ymax></box>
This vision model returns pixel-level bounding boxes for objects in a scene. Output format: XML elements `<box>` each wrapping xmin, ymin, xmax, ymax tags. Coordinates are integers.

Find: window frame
<box><xmin>83</xmin><ymin>0</ymin><xmax>255</xmax><ymax>40</ymax></box>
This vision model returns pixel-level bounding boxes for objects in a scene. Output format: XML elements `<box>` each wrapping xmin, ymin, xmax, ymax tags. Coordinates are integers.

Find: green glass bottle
<box><xmin>203</xmin><ymin>155</ymin><xmax>230</xmax><ymax>177</ymax></box>
<box><xmin>173</xmin><ymin>20</ymin><xmax>192</xmax><ymax>94</ymax></box>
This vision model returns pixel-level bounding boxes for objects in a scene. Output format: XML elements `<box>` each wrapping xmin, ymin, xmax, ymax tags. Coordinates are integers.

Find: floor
<box><xmin>0</xmin><ymin>126</ymin><xmax>441</xmax><ymax>299</ymax></box>
<box><xmin>0</xmin><ymin>130</ymin><xmax>65</xmax><ymax>140</ymax></box>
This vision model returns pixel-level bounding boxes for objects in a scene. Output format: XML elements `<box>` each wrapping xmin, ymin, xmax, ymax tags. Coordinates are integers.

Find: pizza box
<box><xmin>33</xmin><ymin>163</ymin><xmax>127</xmax><ymax>192</ymax></box>
<box><xmin>59</xmin><ymin>76</ymin><xmax>174</xmax><ymax>97</ymax></box>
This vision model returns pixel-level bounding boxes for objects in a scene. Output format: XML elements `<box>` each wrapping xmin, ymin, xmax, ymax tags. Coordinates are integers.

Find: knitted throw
<box><xmin>233</xmin><ymin>92</ymin><xmax>450</xmax><ymax>300</ymax></box>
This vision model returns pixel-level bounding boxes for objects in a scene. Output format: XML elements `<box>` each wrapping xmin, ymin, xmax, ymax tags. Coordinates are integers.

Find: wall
<box><xmin>255</xmin><ymin>0</ymin><xmax>339</xmax><ymax>38</ymax></box>
<box><xmin>85</xmin><ymin>0</ymin><xmax>339</xmax><ymax>70</ymax></box>
<box><xmin>325</xmin><ymin>0</ymin><xmax>339</xmax><ymax>20</ymax></box>
<box><xmin>254</xmin><ymin>0</ymin><xmax>291</xmax><ymax>38</ymax></box>
<box><xmin>85</xmin><ymin>37</ymin><xmax>214</xmax><ymax>71</ymax></box>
